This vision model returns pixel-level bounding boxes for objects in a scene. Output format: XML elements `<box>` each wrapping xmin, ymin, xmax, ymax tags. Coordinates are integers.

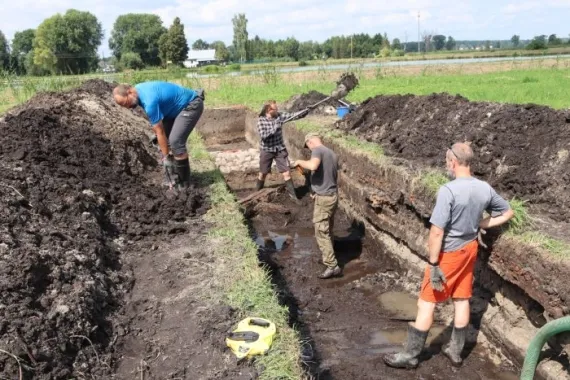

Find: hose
<box><xmin>520</xmin><ymin>316</ymin><xmax>570</xmax><ymax>379</ymax></box>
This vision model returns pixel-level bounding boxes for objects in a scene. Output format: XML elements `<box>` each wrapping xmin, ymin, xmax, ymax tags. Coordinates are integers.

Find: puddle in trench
<box><xmin>377</xmin><ymin>291</ymin><xmax>418</xmax><ymax>319</ymax></box>
<box><xmin>255</xmin><ymin>230</ymin><xmax>292</xmax><ymax>251</ymax></box>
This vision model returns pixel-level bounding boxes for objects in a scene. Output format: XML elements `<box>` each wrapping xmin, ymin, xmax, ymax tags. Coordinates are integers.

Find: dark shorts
<box><xmin>259</xmin><ymin>149</ymin><xmax>290</xmax><ymax>174</ymax></box>
<box><xmin>162</xmin><ymin>97</ymin><xmax>204</xmax><ymax>156</ymax></box>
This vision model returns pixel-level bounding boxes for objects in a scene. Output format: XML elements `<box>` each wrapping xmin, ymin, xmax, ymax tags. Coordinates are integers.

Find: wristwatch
<box><xmin>429</xmin><ymin>261</ymin><xmax>439</xmax><ymax>266</ymax></box>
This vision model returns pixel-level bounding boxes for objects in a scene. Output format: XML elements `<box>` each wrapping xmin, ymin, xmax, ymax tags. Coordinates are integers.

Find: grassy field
<box><xmin>2</xmin><ymin>56</ymin><xmax>570</xmax><ymax>114</ymax></box>
<box><xmin>205</xmin><ymin>66</ymin><xmax>570</xmax><ymax>110</ymax></box>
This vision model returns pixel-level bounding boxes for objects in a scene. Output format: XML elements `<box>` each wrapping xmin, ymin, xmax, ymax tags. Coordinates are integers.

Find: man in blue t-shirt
<box><xmin>113</xmin><ymin>81</ymin><xmax>205</xmax><ymax>189</ymax></box>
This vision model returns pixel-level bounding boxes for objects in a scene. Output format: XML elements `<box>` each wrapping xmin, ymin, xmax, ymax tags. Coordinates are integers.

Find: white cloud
<box><xmin>1</xmin><ymin>0</ymin><xmax>569</xmax><ymax>55</ymax></box>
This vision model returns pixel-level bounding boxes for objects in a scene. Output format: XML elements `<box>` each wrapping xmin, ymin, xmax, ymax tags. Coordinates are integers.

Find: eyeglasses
<box><xmin>447</xmin><ymin>147</ymin><xmax>459</xmax><ymax>161</ymax></box>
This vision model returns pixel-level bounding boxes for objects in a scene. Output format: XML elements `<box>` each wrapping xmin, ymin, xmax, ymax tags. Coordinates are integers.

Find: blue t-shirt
<box><xmin>135</xmin><ymin>81</ymin><xmax>197</xmax><ymax>125</ymax></box>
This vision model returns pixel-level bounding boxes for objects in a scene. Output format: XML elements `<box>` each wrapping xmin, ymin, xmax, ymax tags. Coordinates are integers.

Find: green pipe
<box><xmin>520</xmin><ymin>315</ymin><xmax>570</xmax><ymax>380</ymax></box>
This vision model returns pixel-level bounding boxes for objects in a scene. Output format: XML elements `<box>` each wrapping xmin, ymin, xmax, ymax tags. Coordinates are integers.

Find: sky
<box><xmin>2</xmin><ymin>0</ymin><xmax>570</xmax><ymax>56</ymax></box>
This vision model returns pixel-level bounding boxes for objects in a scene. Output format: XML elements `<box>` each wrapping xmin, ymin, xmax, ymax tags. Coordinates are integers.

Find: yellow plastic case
<box><xmin>226</xmin><ymin>317</ymin><xmax>276</xmax><ymax>359</ymax></box>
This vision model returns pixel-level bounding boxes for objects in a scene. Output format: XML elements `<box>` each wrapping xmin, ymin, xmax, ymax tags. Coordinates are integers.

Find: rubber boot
<box><xmin>383</xmin><ymin>324</ymin><xmax>429</xmax><ymax>369</ymax></box>
<box><xmin>256</xmin><ymin>179</ymin><xmax>265</xmax><ymax>191</ymax></box>
<box><xmin>174</xmin><ymin>158</ymin><xmax>191</xmax><ymax>189</ymax></box>
<box><xmin>442</xmin><ymin>326</ymin><xmax>466</xmax><ymax>367</ymax></box>
<box><xmin>285</xmin><ymin>179</ymin><xmax>299</xmax><ymax>202</ymax></box>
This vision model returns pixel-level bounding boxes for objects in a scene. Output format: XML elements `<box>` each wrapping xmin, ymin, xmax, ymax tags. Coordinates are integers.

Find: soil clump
<box><xmin>336</xmin><ymin>93</ymin><xmax>570</xmax><ymax>222</ymax></box>
<box><xmin>0</xmin><ymin>80</ymin><xmax>209</xmax><ymax>379</ymax></box>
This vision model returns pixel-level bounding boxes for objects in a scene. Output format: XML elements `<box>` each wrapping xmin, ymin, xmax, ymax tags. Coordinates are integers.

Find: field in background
<box><xmin>1</xmin><ymin>57</ymin><xmax>570</xmax><ymax>114</ymax></box>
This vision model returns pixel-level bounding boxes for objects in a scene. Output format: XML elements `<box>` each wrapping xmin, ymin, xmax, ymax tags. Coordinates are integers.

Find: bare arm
<box><xmin>428</xmin><ymin>225</ymin><xmax>444</xmax><ymax>264</ymax></box>
<box><xmin>479</xmin><ymin>209</ymin><xmax>515</xmax><ymax>229</ymax></box>
<box><xmin>152</xmin><ymin>121</ymin><xmax>169</xmax><ymax>156</ymax></box>
<box><xmin>295</xmin><ymin>157</ymin><xmax>321</xmax><ymax>171</ymax></box>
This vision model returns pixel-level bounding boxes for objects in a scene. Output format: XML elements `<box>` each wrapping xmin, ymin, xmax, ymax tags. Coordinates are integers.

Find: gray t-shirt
<box><xmin>430</xmin><ymin>177</ymin><xmax>510</xmax><ymax>252</ymax></box>
<box><xmin>310</xmin><ymin>145</ymin><xmax>338</xmax><ymax>195</ymax></box>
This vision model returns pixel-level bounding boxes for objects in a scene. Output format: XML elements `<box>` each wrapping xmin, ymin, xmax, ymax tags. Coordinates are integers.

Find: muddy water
<box><xmin>230</xmin><ymin>178</ymin><xmax>520</xmax><ymax>380</ymax></box>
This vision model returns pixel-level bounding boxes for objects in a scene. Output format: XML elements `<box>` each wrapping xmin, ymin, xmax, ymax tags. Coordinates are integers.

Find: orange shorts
<box><xmin>419</xmin><ymin>239</ymin><xmax>478</xmax><ymax>303</ymax></box>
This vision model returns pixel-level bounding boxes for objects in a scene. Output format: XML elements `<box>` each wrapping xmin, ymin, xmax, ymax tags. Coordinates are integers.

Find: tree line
<box><xmin>1</xmin><ymin>9</ymin><xmax>569</xmax><ymax>76</ymax></box>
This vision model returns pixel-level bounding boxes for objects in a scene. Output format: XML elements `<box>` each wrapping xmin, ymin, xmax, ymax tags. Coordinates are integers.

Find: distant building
<box><xmin>183</xmin><ymin>49</ymin><xmax>217</xmax><ymax>68</ymax></box>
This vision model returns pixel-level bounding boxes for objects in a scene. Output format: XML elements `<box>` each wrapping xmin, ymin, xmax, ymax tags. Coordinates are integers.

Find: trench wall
<box><xmin>196</xmin><ymin>108</ymin><xmax>570</xmax><ymax>379</ymax></box>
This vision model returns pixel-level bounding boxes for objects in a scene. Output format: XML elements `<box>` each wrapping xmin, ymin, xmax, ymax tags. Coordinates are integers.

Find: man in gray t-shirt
<box><xmin>384</xmin><ymin>142</ymin><xmax>514</xmax><ymax>370</ymax></box>
<box><xmin>294</xmin><ymin>133</ymin><xmax>341</xmax><ymax>279</ymax></box>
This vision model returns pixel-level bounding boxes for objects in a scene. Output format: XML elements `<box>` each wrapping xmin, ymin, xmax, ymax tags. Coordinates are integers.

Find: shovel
<box><xmin>281</xmin><ymin>96</ymin><xmax>333</xmax><ymax>123</ymax></box>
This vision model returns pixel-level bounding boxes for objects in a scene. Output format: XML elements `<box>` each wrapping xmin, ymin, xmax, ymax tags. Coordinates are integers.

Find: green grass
<box><xmin>295</xmin><ymin>120</ymin><xmax>385</xmax><ymax>165</ymax></box>
<box><xmin>506</xmin><ymin>198</ymin><xmax>531</xmax><ymax>234</ymax></box>
<box><xmin>418</xmin><ymin>170</ymin><xmax>450</xmax><ymax>195</ymax></box>
<box><xmin>188</xmin><ymin>133</ymin><xmax>305</xmax><ymax>380</ymax></box>
<box><xmin>206</xmin><ymin>66</ymin><xmax>570</xmax><ymax>110</ymax></box>
<box><xmin>516</xmin><ymin>232</ymin><xmax>570</xmax><ymax>258</ymax></box>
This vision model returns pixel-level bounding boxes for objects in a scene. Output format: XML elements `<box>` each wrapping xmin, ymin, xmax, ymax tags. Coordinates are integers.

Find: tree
<box><xmin>33</xmin><ymin>9</ymin><xmax>103</xmax><ymax>74</ymax></box>
<box><xmin>120</xmin><ymin>51</ymin><xmax>144</xmax><ymax>70</ymax></box>
<box><xmin>0</xmin><ymin>30</ymin><xmax>9</xmax><ymax>70</ymax></box>
<box><xmin>10</xmin><ymin>29</ymin><xmax>35</xmax><ymax>74</ymax></box>
<box><xmin>391</xmin><ymin>38</ymin><xmax>402</xmax><ymax>50</ymax></box>
<box><xmin>485</xmin><ymin>40</ymin><xmax>491</xmax><ymax>50</ymax></box>
<box><xmin>210</xmin><ymin>41</ymin><xmax>229</xmax><ymax>62</ymax></box>
<box><xmin>445</xmin><ymin>36</ymin><xmax>456</xmax><ymax>50</ymax></box>
<box><xmin>109</xmin><ymin>14</ymin><xmax>166</xmax><ymax>67</ymax></box>
<box><xmin>232</xmin><ymin>13</ymin><xmax>248</xmax><ymax>62</ymax></box>
<box><xmin>283</xmin><ymin>37</ymin><xmax>300</xmax><ymax>60</ymax></box>
<box><xmin>432</xmin><ymin>35</ymin><xmax>446</xmax><ymax>51</ymax></box>
<box><xmin>192</xmin><ymin>39</ymin><xmax>209</xmax><ymax>50</ymax></box>
<box><xmin>158</xmin><ymin>17</ymin><xmax>189</xmax><ymax>65</ymax></box>
<box><xmin>511</xmin><ymin>34</ymin><xmax>520</xmax><ymax>48</ymax></box>
<box><xmin>527</xmin><ymin>35</ymin><xmax>547</xmax><ymax>50</ymax></box>
<box><xmin>548</xmin><ymin>34</ymin><xmax>562</xmax><ymax>45</ymax></box>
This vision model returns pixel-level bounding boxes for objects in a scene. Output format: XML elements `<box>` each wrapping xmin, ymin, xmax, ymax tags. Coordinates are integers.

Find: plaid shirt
<box><xmin>257</xmin><ymin>111</ymin><xmax>305</xmax><ymax>152</ymax></box>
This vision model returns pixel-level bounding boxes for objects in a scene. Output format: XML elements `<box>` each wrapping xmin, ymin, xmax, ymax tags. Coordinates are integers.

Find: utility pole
<box><xmin>351</xmin><ymin>34</ymin><xmax>353</xmax><ymax>59</ymax></box>
<box><xmin>404</xmin><ymin>31</ymin><xmax>408</xmax><ymax>52</ymax></box>
<box><xmin>417</xmin><ymin>12</ymin><xmax>421</xmax><ymax>53</ymax></box>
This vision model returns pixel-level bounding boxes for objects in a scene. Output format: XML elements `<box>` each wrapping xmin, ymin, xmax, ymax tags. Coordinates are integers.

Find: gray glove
<box><xmin>429</xmin><ymin>264</ymin><xmax>447</xmax><ymax>292</ymax></box>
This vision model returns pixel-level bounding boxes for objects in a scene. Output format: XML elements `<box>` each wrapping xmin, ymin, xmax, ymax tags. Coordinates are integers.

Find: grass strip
<box><xmin>188</xmin><ymin>132</ymin><xmax>306</xmax><ymax>380</ymax></box>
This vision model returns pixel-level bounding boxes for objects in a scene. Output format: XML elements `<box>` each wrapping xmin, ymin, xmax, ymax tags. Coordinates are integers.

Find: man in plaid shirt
<box><xmin>256</xmin><ymin>100</ymin><xmax>310</xmax><ymax>200</ymax></box>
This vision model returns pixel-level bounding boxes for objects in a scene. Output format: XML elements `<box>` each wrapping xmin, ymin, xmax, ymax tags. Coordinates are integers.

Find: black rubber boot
<box><xmin>285</xmin><ymin>179</ymin><xmax>299</xmax><ymax>201</ymax></box>
<box><xmin>442</xmin><ymin>326</ymin><xmax>466</xmax><ymax>367</ymax></box>
<box><xmin>383</xmin><ymin>324</ymin><xmax>429</xmax><ymax>369</ymax></box>
<box><xmin>256</xmin><ymin>179</ymin><xmax>265</xmax><ymax>191</ymax></box>
<box><xmin>174</xmin><ymin>158</ymin><xmax>191</xmax><ymax>189</ymax></box>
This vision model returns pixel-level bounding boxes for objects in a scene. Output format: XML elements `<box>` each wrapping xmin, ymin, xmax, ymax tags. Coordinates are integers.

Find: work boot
<box><xmin>383</xmin><ymin>324</ymin><xmax>429</xmax><ymax>369</ymax></box>
<box><xmin>285</xmin><ymin>179</ymin><xmax>299</xmax><ymax>202</ymax></box>
<box><xmin>442</xmin><ymin>326</ymin><xmax>467</xmax><ymax>367</ymax></box>
<box><xmin>318</xmin><ymin>265</ymin><xmax>342</xmax><ymax>279</ymax></box>
<box><xmin>256</xmin><ymin>179</ymin><xmax>265</xmax><ymax>191</ymax></box>
<box><xmin>174</xmin><ymin>158</ymin><xmax>191</xmax><ymax>189</ymax></box>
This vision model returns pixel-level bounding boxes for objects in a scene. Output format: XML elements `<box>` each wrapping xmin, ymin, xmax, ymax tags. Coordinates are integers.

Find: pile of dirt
<box><xmin>281</xmin><ymin>90</ymin><xmax>343</xmax><ymax>114</ymax></box>
<box><xmin>0</xmin><ymin>80</ymin><xmax>209</xmax><ymax>379</ymax></box>
<box><xmin>335</xmin><ymin>93</ymin><xmax>570</xmax><ymax>221</ymax></box>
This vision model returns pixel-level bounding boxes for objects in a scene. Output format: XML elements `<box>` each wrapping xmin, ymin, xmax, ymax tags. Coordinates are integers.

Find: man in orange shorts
<box><xmin>384</xmin><ymin>142</ymin><xmax>514</xmax><ymax>369</ymax></box>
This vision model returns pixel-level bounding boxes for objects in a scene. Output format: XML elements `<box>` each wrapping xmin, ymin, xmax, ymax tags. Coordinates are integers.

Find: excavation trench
<box><xmin>197</xmin><ymin>108</ymin><xmax>528</xmax><ymax>379</ymax></box>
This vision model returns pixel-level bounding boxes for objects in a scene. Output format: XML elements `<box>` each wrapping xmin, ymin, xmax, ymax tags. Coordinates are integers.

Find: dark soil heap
<box><xmin>335</xmin><ymin>93</ymin><xmax>570</xmax><ymax>221</ymax></box>
<box><xmin>0</xmin><ymin>80</ymin><xmax>209</xmax><ymax>379</ymax></box>
<box><xmin>281</xmin><ymin>90</ymin><xmax>343</xmax><ymax>114</ymax></box>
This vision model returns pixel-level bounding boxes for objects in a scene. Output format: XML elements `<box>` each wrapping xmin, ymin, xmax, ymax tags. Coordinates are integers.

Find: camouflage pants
<box><xmin>313</xmin><ymin>193</ymin><xmax>338</xmax><ymax>268</ymax></box>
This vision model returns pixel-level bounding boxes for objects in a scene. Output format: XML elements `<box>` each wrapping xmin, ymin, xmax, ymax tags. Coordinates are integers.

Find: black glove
<box><xmin>195</xmin><ymin>88</ymin><xmax>206</xmax><ymax>101</ymax></box>
<box><xmin>429</xmin><ymin>264</ymin><xmax>447</xmax><ymax>292</ymax></box>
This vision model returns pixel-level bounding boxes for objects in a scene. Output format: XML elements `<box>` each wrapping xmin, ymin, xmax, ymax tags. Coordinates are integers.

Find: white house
<box><xmin>183</xmin><ymin>49</ymin><xmax>217</xmax><ymax>68</ymax></box>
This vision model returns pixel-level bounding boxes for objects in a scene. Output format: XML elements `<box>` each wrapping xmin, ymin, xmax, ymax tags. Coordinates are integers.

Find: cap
<box><xmin>304</xmin><ymin>132</ymin><xmax>320</xmax><ymax>147</ymax></box>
